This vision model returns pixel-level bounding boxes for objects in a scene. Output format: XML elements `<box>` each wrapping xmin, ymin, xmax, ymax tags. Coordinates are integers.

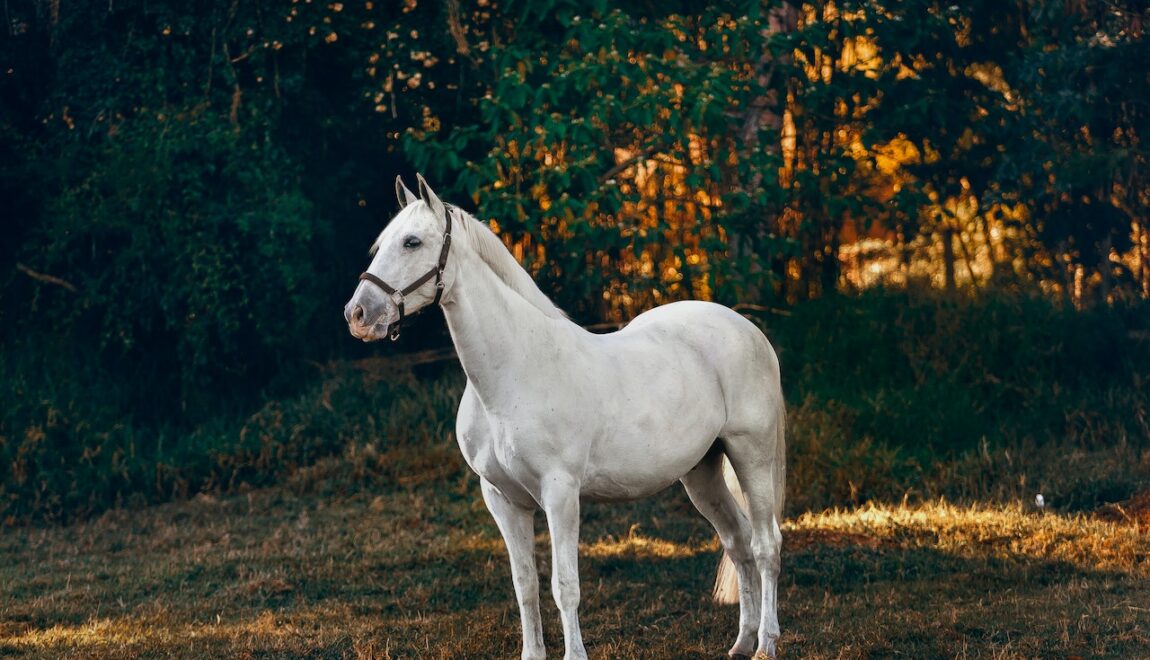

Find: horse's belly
<box><xmin>576</xmin><ymin>350</ymin><xmax>728</xmax><ymax>499</ymax></box>
<box><xmin>580</xmin><ymin>414</ymin><xmax>724</xmax><ymax>500</ymax></box>
<box><xmin>579</xmin><ymin>469</ymin><xmax>689</xmax><ymax>501</ymax></box>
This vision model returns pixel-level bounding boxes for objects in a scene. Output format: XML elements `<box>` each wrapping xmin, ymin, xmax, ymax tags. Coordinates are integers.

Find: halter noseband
<box><xmin>358</xmin><ymin>209</ymin><xmax>453</xmax><ymax>341</ymax></box>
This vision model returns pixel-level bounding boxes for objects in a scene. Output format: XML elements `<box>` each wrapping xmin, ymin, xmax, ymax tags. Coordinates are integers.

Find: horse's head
<box><xmin>344</xmin><ymin>174</ymin><xmax>453</xmax><ymax>341</ymax></box>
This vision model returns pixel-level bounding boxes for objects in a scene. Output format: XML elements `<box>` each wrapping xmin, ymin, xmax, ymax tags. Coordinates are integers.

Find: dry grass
<box><xmin>2</xmin><ymin>453</ymin><xmax>1148</xmax><ymax>659</ymax></box>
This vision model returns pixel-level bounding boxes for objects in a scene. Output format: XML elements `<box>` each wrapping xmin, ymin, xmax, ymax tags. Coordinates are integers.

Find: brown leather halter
<box><xmin>358</xmin><ymin>209</ymin><xmax>453</xmax><ymax>341</ymax></box>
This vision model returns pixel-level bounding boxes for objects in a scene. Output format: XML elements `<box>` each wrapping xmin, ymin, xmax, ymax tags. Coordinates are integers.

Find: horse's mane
<box><xmin>452</xmin><ymin>207</ymin><xmax>568</xmax><ymax>321</ymax></box>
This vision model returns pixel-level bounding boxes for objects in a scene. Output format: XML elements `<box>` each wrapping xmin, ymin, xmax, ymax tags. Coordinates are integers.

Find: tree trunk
<box><xmin>899</xmin><ymin>230</ymin><xmax>911</xmax><ymax>282</ymax></box>
<box><xmin>941</xmin><ymin>227</ymin><xmax>956</xmax><ymax>292</ymax></box>
<box><xmin>729</xmin><ymin>3</ymin><xmax>797</xmax><ymax>302</ymax></box>
<box><xmin>1097</xmin><ymin>235</ymin><xmax>1112</xmax><ymax>305</ymax></box>
<box><xmin>821</xmin><ymin>232</ymin><xmax>840</xmax><ymax>295</ymax></box>
<box><xmin>1137</xmin><ymin>219</ymin><xmax>1149</xmax><ymax>299</ymax></box>
<box><xmin>980</xmin><ymin>213</ymin><xmax>997</xmax><ymax>281</ymax></box>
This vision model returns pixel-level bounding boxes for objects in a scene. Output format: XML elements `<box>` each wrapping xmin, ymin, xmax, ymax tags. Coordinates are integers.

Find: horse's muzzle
<box><xmin>344</xmin><ymin>303</ymin><xmax>373</xmax><ymax>341</ymax></box>
<box><xmin>344</xmin><ymin>301</ymin><xmax>396</xmax><ymax>342</ymax></box>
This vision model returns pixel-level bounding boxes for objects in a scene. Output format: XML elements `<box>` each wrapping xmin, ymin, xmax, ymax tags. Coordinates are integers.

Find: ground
<box><xmin>2</xmin><ymin>458</ymin><xmax>1148</xmax><ymax>658</ymax></box>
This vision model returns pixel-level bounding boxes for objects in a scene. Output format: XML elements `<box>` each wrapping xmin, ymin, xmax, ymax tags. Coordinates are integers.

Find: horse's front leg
<box><xmin>542</xmin><ymin>475</ymin><xmax>588</xmax><ymax>660</ymax></box>
<box><xmin>481</xmin><ymin>479</ymin><xmax>545</xmax><ymax>660</ymax></box>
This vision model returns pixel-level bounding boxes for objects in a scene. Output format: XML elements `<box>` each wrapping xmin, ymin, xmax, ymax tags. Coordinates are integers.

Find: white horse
<box><xmin>344</xmin><ymin>175</ymin><xmax>786</xmax><ymax>659</ymax></box>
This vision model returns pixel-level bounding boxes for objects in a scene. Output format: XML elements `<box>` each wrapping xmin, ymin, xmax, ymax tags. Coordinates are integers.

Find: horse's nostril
<box><xmin>352</xmin><ymin>305</ymin><xmax>365</xmax><ymax>323</ymax></box>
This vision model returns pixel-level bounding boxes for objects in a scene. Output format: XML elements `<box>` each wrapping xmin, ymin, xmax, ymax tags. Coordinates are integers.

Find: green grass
<box><xmin>1</xmin><ymin>448</ymin><xmax>1148</xmax><ymax>657</ymax></box>
<box><xmin>3</xmin><ymin>289</ymin><xmax>1150</xmax><ymax>656</ymax></box>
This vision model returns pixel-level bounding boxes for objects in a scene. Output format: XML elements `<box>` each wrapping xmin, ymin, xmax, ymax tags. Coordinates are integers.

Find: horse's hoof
<box><xmin>730</xmin><ymin>646</ymin><xmax>770</xmax><ymax>659</ymax></box>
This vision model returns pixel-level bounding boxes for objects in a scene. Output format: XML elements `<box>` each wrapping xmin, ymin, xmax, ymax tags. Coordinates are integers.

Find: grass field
<box><xmin>3</xmin><ymin>291</ymin><xmax>1149</xmax><ymax>656</ymax></box>
<box><xmin>2</xmin><ymin>440</ymin><xmax>1148</xmax><ymax>659</ymax></box>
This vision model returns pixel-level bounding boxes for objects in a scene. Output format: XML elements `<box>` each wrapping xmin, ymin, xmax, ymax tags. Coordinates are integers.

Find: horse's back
<box><xmin>620</xmin><ymin>300</ymin><xmax>778</xmax><ymax>375</ymax></box>
<box><xmin>618</xmin><ymin>300</ymin><xmax>783</xmax><ymax>433</ymax></box>
<box><xmin>623</xmin><ymin>300</ymin><xmax>763</xmax><ymax>340</ymax></box>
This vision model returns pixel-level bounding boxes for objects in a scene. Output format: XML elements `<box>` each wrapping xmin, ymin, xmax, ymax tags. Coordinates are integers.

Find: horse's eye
<box><xmin>403</xmin><ymin>236</ymin><xmax>423</xmax><ymax>249</ymax></box>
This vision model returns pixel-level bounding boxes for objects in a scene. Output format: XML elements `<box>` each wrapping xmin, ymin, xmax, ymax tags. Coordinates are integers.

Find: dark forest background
<box><xmin>2</xmin><ymin>0</ymin><xmax>1148</xmax><ymax>524</ymax></box>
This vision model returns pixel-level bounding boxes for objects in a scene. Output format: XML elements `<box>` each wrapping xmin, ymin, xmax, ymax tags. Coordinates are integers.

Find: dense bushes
<box><xmin>781</xmin><ymin>290</ymin><xmax>1148</xmax><ymax>452</ymax></box>
<box><xmin>779</xmin><ymin>289</ymin><xmax>1150</xmax><ymax>510</ymax></box>
<box><xmin>0</xmin><ymin>353</ymin><xmax>463</xmax><ymax>525</ymax></box>
<box><xmin>31</xmin><ymin>112</ymin><xmax>319</xmax><ymax>403</ymax></box>
<box><xmin>3</xmin><ymin>289</ymin><xmax>1147</xmax><ymax>524</ymax></box>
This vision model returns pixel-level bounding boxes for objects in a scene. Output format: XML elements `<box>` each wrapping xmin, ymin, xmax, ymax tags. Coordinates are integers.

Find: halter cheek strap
<box><xmin>358</xmin><ymin>209</ymin><xmax>453</xmax><ymax>341</ymax></box>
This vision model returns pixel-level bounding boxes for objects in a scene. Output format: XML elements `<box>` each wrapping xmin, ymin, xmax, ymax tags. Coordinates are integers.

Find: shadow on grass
<box><xmin>2</xmin><ymin>483</ymin><xmax>1147</xmax><ymax>658</ymax></box>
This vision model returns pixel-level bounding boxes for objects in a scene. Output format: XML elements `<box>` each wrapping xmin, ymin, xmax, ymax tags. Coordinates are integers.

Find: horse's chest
<box><xmin>457</xmin><ymin>414</ymin><xmax>552</xmax><ymax>505</ymax></box>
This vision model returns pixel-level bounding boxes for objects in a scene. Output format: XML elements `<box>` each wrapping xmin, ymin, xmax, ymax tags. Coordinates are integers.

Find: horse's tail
<box><xmin>712</xmin><ymin>405</ymin><xmax>786</xmax><ymax>605</ymax></box>
<box><xmin>712</xmin><ymin>453</ymin><xmax>747</xmax><ymax>604</ymax></box>
<box><xmin>773</xmin><ymin>405</ymin><xmax>787</xmax><ymax>523</ymax></box>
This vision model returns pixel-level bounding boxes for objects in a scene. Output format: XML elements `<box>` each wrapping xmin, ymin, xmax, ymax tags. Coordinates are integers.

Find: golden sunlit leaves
<box><xmin>838</xmin><ymin>34</ymin><xmax>880</xmax><ymax>77</ymax></box>
<box><xmin>966</xmin><ymin>61</ymin><xmax>1019</xmax><ymax>108</ymax></box>
<box><xmin>419</xmin><ymin>106</ymin><xmax>438</xmax><ymax>131</ymax></box>
<box><xmin>410</xmin><ymin>50</ymin><xmax>438</xmax><ymax>67</ymax></box>
<box><xmin>873</xmin><ymin>135</ymin><xmax>920</xmax><ymax>176</ymax></box>
<box><xmin>384</xmin><ymin>2</ymin><xmax>1149</xmax><ymax>308</ymax></box>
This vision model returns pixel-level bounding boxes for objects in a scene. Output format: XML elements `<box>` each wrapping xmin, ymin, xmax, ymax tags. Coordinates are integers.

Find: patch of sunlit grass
<box><xmin>5</xmin><ymin>618</ymin><xmax>153</xmax><ymax>649</ymax></box>
<box><xmin>790</xmin><ymin>500</ymin><xmax>1149</xmax><ymax>573</ymax></box>
<box><xmin>581</xmin><ymin>527</ymin><xmax>718</xmax><ymax>560</ymax></box>
<box><xmin>3</xmin><ymin>610</ymin><xmax>307</xmax><ymax>651</ymax></box>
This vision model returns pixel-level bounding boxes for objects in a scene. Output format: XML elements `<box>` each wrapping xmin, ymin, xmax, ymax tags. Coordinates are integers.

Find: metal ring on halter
<box><xmin>389</xmin><ymin>294</ymin><xmax>405</xmax><ymax>341</ymax></box>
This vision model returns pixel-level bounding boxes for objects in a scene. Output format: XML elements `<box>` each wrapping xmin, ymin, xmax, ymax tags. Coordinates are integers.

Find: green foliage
<box><xmin>0</xmin><ymin>353</ymin><xmax>464</xmax><ymax>524</ymax></box>
<box><xmin>850</xmin><ymin>0</ymin><xmax>1150</xmax><ymax>298</ymax></box>
<box><xmin>30</xmin><ymin>111</ymin><xmax>317</xmax><ymax>401</ymax></box>
<box><xmin>2</xmin><ymin>0</ymin><xmax>330</xmax><ymax>413</ymax></box>
<box><xmin>780</xmin><ymin>289</ymin><xmax>1148</xmax><ymax>451</ymax></box>
<box><xmin>779</xmin><ymin>288</ymin><xmax>1150</xmax><ymax>510</ymax></box>
<box><xmin>1000</xmin><ymin>7</ymin><xmax>1147</xmax><ymax>290</ymax></box>
<box><xmin>406</xmin><ymin>5</ymin><xmax>796</xmax><ymax>319</ymax></box>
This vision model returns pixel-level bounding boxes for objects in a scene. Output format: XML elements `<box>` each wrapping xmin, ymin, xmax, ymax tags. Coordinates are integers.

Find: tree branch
<box><xmin>599</xmin><ymin>137</ymin><xmax>676</xmax><ymax>184</ymax></box>
<box><xmin>16</xmin><ymin>263</ymin><xmax>77</xmax><ymax>292</ymax></box>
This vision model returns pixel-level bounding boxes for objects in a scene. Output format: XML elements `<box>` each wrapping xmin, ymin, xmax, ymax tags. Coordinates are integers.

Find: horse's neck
<box><xmin>442</xmin><ymin>248</ymin><xmax>575</xmax><ymax>408</ymax></box>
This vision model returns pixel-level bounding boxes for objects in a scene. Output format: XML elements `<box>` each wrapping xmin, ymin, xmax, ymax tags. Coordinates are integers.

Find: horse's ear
<box><xmin>395</xmin><ymin>175</ymin><xmax>419</xmax><ymax>209</ymax></box>
<box><xmin>416</xmin><ymin>173</ymin><xmax>446</xmax><ymax>221</ymax></box>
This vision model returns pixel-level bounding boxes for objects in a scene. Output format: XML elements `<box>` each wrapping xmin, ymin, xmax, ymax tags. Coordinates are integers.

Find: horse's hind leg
<box><xmin>681</xmin><ymin>448</ymin><xmax>760</xmax><ymax>657</ymax></box>
<box><xmin>723</xmin><ymin>420</ymin><xmax>785</xmax><ymax>659</ymax></box>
